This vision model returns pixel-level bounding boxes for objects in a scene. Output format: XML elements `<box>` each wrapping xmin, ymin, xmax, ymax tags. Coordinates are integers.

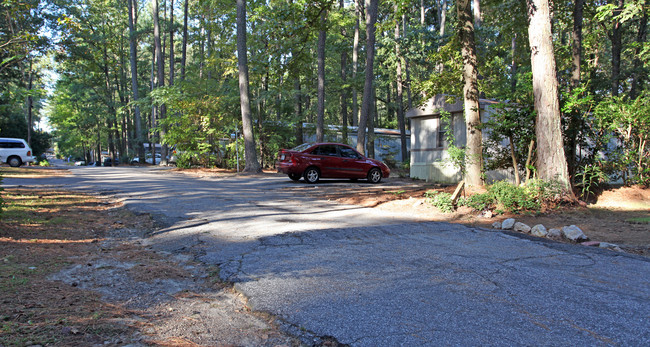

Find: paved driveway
<box><xmin>5</xmin><ymin>166</ymin><xmax>650</xmax><ymax>346</ymax></box>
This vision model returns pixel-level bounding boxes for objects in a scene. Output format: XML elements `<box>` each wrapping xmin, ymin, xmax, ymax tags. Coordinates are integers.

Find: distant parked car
<box><xmin>0</xmin><ymin>137</ymin><xmax>36</xmax><ymax>167</ymax></box>
<box><xmin>102</xmin><ymin>157</ymin><xmax>120</xmax><ymax>166</ymax></box>
<box><xmin>276</xmin><ymin>142</ymin><xmax>390</xmax><ymax>184</ymax></box>
<box><xmin>74</xmin><ymin>160</ymin><xmax>86</xmax><ymax>166</ymax></box>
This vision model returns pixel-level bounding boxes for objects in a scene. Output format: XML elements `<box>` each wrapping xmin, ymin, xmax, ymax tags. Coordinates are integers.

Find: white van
<box><xmin>0</xmin><ymin>138</ymin><xmax>36</xmax><ymax>167</ymax></box>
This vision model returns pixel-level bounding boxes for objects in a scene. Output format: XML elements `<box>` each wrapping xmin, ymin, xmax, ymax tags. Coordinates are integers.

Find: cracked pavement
<box><xmin>6</xmin><ymin>165</ymin><xmax>650</xmax><ymax>346</ymax></box>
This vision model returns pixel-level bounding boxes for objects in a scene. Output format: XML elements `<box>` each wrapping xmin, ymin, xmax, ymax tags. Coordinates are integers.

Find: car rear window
<box><xmin>291</xmin><ymin>143</ymin><xmax>314</xmax><ymax>152</ymax></box>
<box><xmin>0</xmin><ymin>141</ymin><xmax>25</xmax><ymax>149</ymax></box>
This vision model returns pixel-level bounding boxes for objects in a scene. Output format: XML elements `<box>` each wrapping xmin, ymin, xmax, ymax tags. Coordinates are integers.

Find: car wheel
<box><xmin>8</xmin><ymin>156</ymin><xmax>22</xmax><ymax>167</ymax></box>
<box><xmin>367</xmin><ymin>167</ymin><xmax>382</xmax><ymax>184</ymax></box>
<box><xmin>288</xmin><ymin>173</ymin><xmax>301</xmax><ymax>181</ymax></box>
<box><xmin>303</xmin><ymin>167</ymin><xmax>320</xmax><ymax>184</ymax></box>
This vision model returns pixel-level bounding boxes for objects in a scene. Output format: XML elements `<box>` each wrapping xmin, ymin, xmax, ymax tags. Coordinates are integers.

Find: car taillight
<box><xmin>27</xmin><ymin>151</ymin><xmax>31</xmax><ymax>156</ymax></box>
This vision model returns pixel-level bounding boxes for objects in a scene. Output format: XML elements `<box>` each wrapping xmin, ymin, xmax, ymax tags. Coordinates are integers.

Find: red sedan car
<box><xmin>276</xmin><ymin>143</ymin><xmax>390</xmax><ymax>183</ymax></box>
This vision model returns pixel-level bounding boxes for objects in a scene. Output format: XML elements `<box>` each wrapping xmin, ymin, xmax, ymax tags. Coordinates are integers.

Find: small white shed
<box><xmin>406</xmin><ymin>95</ymin><xmax>514</xmax><ymax>183</ymax></box>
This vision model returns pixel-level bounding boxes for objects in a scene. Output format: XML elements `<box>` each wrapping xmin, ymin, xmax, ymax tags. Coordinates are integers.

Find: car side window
<box><xmin>313</xmin><ymin>145</ymin><xmax>339</xmax><ymax>157</ymax></box>
<box><xmin>0</xmin><ymin>141</ymin><xmax>23</xmax><ymax>148</ymax></box>
<box><xmin>339</xmin><ymin>146</ymin><xmax>360</xmax><ymax>159</ymax></box>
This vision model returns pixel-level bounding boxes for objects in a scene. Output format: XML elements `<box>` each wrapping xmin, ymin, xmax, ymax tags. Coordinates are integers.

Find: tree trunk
<box><xmin>26</xmin><ymin>58</ymin><xmax>33</xmax><ymax>149</ymax></box>
<box><xmin>509</xmin><ymin>136</ymin><xmax>520</xmax><ymax>186</ymax></box>
<box><xmin>153</xmin><ymin>0</ymin><xmax>167</xmax><ymax>161</ymax></box>
<box><xmin>352</xmin><ymin>0</ymin><xmax>360</xmax><ymax>127</ymax></box>
<box><xmin>402</xmin><ymin>15</ymin><xmax>413</xmax><ymax>111</ymax></box>
<box><xmin>294</xmin><ymin>78</ymin><xmax>303</xmax><ymax>146</ymax></box>
<box><xmin>630</xmin><ymin>9</ymin><xmax>647</xmax><ymax>99</ymax></box>
<box><xmin>340</xmin><ymin>0</ymin><xmax>349</xmax><ymax>142</ymax></box>
<box><xmin>356</xmin><ymin>0</ymin><xmax>378</xmax><ymax>155</ymax></box>
<box><xmin>128</xmin><ymin>0</ymin><xmax>145</xmax><ymax>160</ymax></box>
<box><xmin>473</xmin><ymin>0</ymin><xmax>482</xmax><ymax>27</ymax></box>
<box><xmin>567</xmin><ymin>0</ymin><xmax>584</xmax><ymax>178</ymax></box>
<box><xmin>395</xmin><ymin>13</ymin><xmax>407</xmax><ymax>162</ymax></box>
<box><xmin>181</xmin><ymin>0</ymin><xmax>188</xmax><ymax>80</ymax></box>
<box><xmin>610</xmin><ymin>0</ymin><xmax>624</xmax><ymax>97</ymax></box>
<box><xmin>571</xmin><ymin>0</ymin><xmax>583</xmax><ymax>89</ymax></box>
<box><xmin>439</xmin><ymin>0</ymin><xmax>447</xmax><ymax>37</ymax></box>
<box><xmin>316</xmin><ymin>11</ymin><xmax>327</xmax><ymax>142</ymax></box>
<box><xmin>367</xmin><ymin>86</ymin><xmax>376</xmax><ymax>158</ymax></box>
<box><xmin>169</xmin><ymin>0</ymin><xmax>175</xmax><ymax>86</ymax></box>
<box><xmin>527</xmin><ymin>0</ymin><xmax>572</xmax><ymax>194</ymax></box>
<box><xmin>236</xmin><ymin>0</ymin><xmax>261</xmax><ymax>173</ymax></box>
<box><xmin>458</xmin><ymin>0</ymin><xmax>483</xmax><ymax>187</ymax></box>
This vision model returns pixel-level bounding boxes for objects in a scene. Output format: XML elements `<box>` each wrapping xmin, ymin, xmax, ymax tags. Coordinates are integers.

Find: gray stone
<box><xmin>513</xmin><ymin>222</ymin><xmax>531</xmax><ymax>233</ymax></box>
<box><xmin>480</xmin><ymin>210</ymin><xmax>494</xmax><ymax>218</ymax></box>
<box><xmin>530</xmin><ymin>224</ymin><xmax>548</xmax><ymax>237</ymax></box>
<box><xmin>501</xmin><ymin>218</ymin><xmax>516</xmax><ymax>229</ymax></box>
<box><xmin>547</xmin><ymin>228</ymin><xmax>563</xmax><ymax>238</ymax></box>
<box><xmin>599</xmin><ymin>242</ymin><xmax>623</xmax><ymax>252</ymax></box>
<box><xmin>562</xmin><ymin>225</ymin><xmax>588</xmax><ymax>241</ymax></box>
<box><xmin>492</xmin><ymin>221</ymin><xmax>502</xmax><ymax>229</ymax></box>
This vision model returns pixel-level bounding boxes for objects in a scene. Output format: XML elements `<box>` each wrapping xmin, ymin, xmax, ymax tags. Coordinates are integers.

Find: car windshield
<box><xmin>291</xmin><ymin>143</ymin><xmax>314</xmax><ymax>152</ymax></box>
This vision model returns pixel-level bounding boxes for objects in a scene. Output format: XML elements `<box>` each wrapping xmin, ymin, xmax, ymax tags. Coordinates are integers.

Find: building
<box><xmin>406</xmin><ymin>95</ymin><xmax>515</xmax><ymax>183</ymax></box>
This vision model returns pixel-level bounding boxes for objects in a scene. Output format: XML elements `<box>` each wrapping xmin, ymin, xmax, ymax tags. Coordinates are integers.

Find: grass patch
<box><xmin>627</xmin><ymin>216</ymin><xmax>650</xmax><ymax>224</ymax></box>
<box><xmin>0</xmin><ymin>167</ymin><xmax>69</xmax><ymax>178</ymax></box>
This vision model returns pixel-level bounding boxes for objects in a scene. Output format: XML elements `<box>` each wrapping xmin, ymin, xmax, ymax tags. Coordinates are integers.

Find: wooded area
<box><xmin>1</xmin><ymin>0</ymin><xmax>648</xmax><ymax>188</ymax></box>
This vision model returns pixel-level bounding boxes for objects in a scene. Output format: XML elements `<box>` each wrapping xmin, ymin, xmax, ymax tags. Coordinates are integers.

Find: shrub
<box><xmin>38</xmin><ymin>160</ymin><xmax>50</xmax><ymax>167</ymax></box>
<box><xmin>175</xmin><ymin>151</ymin><xmax>195</xmax><ymax>169</ymax></box>
<box><xmin>489</xmin><ymin>180</ymin><xmax>540</xmax><ymax>212</ymax></box>
<box><xmin>459</xmin><ymin>193</ymin><xmax>494</xmax><ymax>211</ymax></box>
<box><xmin>575</xmin><ymin>164</ymin><xmax>608</xmax><ymax>201</ymax></box>
<box><xmin>424</xmin><ymin>190</ymin><xmax>455</xmax><ymax>213</ymax></box>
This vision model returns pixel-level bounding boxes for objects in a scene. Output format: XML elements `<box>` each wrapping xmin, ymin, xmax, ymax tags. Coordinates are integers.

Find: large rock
<box><xmin>562</xmin><ymin>225</ymin><xmax>588</xmax><ymax>242</ymax></box>
<box><xmin>513</xmin><ymin>222</ymin><xmax>531</xmax><ymax>233</ymax></box>
<box><xmin>547</xmin><ymin>228</ymin><xmax>563</xmax><ymax>238</ymax></box>
<box><xmin>492</xmin><ymin>221</ymin><xmax>502</xmax><ymax>229</ymax></box>
<box><xmin>501</xmin><ymin>218</ymin><xmax>516</xmax><ymax>230</ymax></box>
<box><xmin>531</xmin><ymin>224</ymin><xmax>548</xmax><ymax>237</ymax></box>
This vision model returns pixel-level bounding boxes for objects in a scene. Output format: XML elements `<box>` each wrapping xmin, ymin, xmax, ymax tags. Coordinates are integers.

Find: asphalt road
<box><xmin>5</xmin><ymin>165</ymin><xmax>650</xmax><ymax>346</ymax></box>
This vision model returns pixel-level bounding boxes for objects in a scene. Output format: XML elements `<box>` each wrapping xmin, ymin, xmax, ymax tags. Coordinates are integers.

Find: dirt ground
<box><xmin>308</xmin><ymin>180</ymin><xmax>650</xmax><ymax>257</ymax></box>
<box><xmin>0</xmin><ymin>180</ymin><xmax>300</xmax><ymax>346</ymax></box>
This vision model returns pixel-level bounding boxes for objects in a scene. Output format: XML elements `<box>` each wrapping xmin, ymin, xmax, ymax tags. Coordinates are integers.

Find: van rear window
<box><xmin>0</xmin><ymin>141</ymin><xmax>25</xmax><ymax>149</ymax></box>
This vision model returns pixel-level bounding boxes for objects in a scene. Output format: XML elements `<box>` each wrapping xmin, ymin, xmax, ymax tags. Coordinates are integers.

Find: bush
<box><xmin>174</xmin><ymin>151</ymin><xmax>195</xmax><ymax>169</ymax></box>
<box><xmin>38</xmin><ymin>160</ymin><xmax>50</xmax><ymax>167</ymax></box>
<box><xmin>424</xmin><ymin>190</ymin><xmax>455</xmax><ymax>213</ymax></box>
<box><xmin>575</xmin><ymin>164</ymin><xmax>608</xmax><ymax>201</ymax></box>
<box><xmin>489</xmin><ymin>180</ymin><xmax>540</xmax><ymax>212</ymax></box>
<box><xmin>459</xmin><ymin>193</ymin><xmax>494</xmax><ymax>211</ymax></box>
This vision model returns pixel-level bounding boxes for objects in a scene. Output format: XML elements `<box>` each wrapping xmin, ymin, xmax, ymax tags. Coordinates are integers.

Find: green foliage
<box><xmin>424</xmin><ymin>191</ymin><xmax>455</xmax><ymax>213</ymax></box>
<box><xmin>459</xmin><ymin>193</ymin><xmax>494</xmax><ymax>211</ymax></box>
<box><xmin>438</xmin><ymin>110</ymin><xmax>466</xmax><ymax>174</ymax></box>
<box><xmin>593</xmin><ymin>93</ymin><xmax>650</xmax><ymax>185</ymax></box>
<box><xmin>488</xmin><ymin>180</ymin><xmax>540</xmax><ymax>212</ymax></box>
<box><xmin>482</xmin><ymin>103</ymin><xmax>535</xmax><ymax>172</ymax></box>
<box><xmin>576</xmin><ymin>164</ymin><xmax>609</xmax><ymax>201</ymax></box>
<box><xmin>38</xmin><ymin>160</ymin><xmax>50</xmax><ymax>167</ymax></box>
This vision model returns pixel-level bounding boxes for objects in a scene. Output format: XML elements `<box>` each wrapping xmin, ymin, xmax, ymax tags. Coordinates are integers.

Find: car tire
<box><xmin>303</xmin><ymin>167</ymin><xmax>320</xmax><ymax>184</ymax></box>
<box><xmin>288</xmin><ymin>173</ymin><xmax>301</xmax><ymax>181</ymax></box>
<box><xmin>367</xmin><ymin>167</ymin><xmax>382</xmax><ymax>184</ymax></box>
<box><xmin>8</xmin><ymin>156</ymin><xmax>22</xmax><ymax>167</ymax></box>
